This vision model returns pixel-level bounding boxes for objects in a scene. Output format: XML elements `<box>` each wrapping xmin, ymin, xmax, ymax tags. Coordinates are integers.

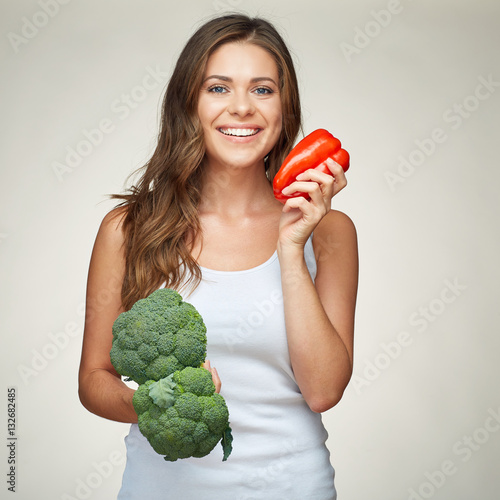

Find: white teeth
<box><xmin>219</xmin><ymin>128</ymin><xmax>259</xmax><ymax>137</ymax></box>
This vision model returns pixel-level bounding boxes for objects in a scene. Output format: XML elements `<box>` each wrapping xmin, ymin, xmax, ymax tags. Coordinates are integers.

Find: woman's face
<box><xmin>197</xmin><ymin>42</ymin><xmax>283</xmax><ymax>171</ymax></box>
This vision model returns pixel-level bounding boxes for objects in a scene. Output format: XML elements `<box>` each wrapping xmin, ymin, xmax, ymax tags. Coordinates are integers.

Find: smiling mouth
<box><xmin>218</xmin><ymin>127</ymin><xmax>261</xmax><ymax>137</ymax></box>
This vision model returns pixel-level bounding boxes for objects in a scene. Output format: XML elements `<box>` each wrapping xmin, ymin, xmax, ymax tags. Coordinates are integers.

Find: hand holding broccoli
<box><xmin>110</xmin><ymin>288</ymin><xmax>233</xmax><ymax>462</ymax></box>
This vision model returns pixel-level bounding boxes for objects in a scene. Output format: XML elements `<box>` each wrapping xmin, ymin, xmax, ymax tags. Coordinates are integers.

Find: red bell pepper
<box><xmin>273</xmin><ymin>129</ymin><xmax>350</xmax><ymax>203</ymax></box>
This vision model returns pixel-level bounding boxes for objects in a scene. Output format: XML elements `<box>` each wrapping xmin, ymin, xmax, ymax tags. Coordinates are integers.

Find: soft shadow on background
<box><xmin>1</xmin><ymin>1</ymin><xmax>499</xmax><ymax>499</ymax></box>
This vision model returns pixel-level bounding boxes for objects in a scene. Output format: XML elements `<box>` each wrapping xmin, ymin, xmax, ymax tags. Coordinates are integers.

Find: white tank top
<box><xmin>118</xmin><ymin>237</ymin><xmax>337</xmax><ymax>500</ymax></box>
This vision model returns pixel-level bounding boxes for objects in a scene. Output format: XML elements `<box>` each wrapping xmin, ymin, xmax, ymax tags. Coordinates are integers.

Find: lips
<box><xmin>217</xmin><ymin>127</ymin><xmax>261</xmax><ymax>137</ymax></box>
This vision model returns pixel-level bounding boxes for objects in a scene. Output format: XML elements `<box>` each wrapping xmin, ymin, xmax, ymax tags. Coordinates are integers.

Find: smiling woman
<box><xmin>78</xmin><ymin>13</ymin><xmax>357</xmax><ymax>500</ymax></box>
<box><xmin>197</xmin><ymin>42</ymin><xmax>283</xmax><ymax>176</ymax></box>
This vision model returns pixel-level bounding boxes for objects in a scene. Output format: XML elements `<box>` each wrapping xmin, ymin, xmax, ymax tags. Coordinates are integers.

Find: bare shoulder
<box><xmin>86</xmin><ymin>205</ymin><xmax>129</xmax><ymax>310</ymax></box>
<box><xmin>99</xmin><ymin>206</ymin><xmax>128</xmax><ymax>240</ymax></box>
<box><xmin>313</xmin><ymin>209</ymin><xmax>357</xmax><ymax>261</ymax></box>
<box><xmin>317</xmin><ymin>209</ymin><xmax>356</xmax><ymax>232</ymax></box>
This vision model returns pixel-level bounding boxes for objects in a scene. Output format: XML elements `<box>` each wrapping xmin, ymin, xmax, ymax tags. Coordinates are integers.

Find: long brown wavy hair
<box><xmin>110</xmin><ymin>14</ymin><xmax>302</xmax><ymax>310</ymax></box>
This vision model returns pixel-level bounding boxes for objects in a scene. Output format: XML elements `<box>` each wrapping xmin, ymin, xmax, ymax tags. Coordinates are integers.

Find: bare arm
<box><xmin>279</xmin><ymin>210</ymin><xmax>358</xmax><ymax>413</ymax></box>
<box><xmin>277</xmin><ymin>159</ymin><xmax>358</xmax><ymax>413</ymax></box>
<box><xmin>78</xmin><ymin>208</ymin><xmax>138</xmax><ymax>423</ymax></box>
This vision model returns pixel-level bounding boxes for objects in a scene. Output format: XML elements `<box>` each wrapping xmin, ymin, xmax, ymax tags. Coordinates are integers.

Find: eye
<box><xmin>207</xmin><ymin>85</ymin><xmax>228</xmax><ymax>94</ymax></box>
<box><xmin>254</xmin><ymin>87</ymin><xmax>274</xmax><ymax>95</ymax></box>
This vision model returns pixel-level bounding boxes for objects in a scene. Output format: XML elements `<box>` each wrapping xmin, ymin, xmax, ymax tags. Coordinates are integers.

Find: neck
<box><xmin>198</xmin><ymin>159</ymin><xmax>277</xmax><ymax>218</ymax></box>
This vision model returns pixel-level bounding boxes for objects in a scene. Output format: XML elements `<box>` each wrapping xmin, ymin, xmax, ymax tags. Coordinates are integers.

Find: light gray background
<box><xmin>1</xmin><ymin>1</ymin><xmax>499</xmax><ymax>499</ymax></box>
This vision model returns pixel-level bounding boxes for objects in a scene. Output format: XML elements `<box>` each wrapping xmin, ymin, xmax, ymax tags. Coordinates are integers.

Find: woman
<box><xmin>78</xmin><ymin>14</ymin><xmax>358</xmax><ymax>500</ymax></box>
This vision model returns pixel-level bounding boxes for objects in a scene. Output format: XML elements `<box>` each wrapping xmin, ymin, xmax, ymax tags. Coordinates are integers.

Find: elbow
<box><xmin>77</xmin><ymin>368</ymin><xmax>102</xmax><ymax>415</ymax></box>
<box><xmin>299</xmin><ymin>360</ymin><xmax>353</xmax><ymax>413</ymax></box>
<box><xmin>307</xmin><ymin>389</ymin><xmax>345</xmax><ymax>414</ymax></box>
<box><xmin>78</xmin><ymin>376</ymin><xmax>92</xmax><ymax>413</ymax></box>
<box><xmin>78</xmin><ymin>393</ymin><xmax>91</xmax><ymax>414</ymax></box>
<box><xmin>305</xmin><ymin>370</ymin><xmax>352</xmax><ymax>413</ymax></box>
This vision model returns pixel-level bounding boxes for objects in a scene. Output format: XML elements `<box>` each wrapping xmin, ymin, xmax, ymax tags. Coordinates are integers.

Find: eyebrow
<box><xmin>203</xmin><ymin>75</ymin><xmax>278</xmax><ymax>86</ymax></box>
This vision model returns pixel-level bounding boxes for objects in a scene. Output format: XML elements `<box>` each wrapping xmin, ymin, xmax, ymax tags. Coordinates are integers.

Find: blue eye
<box><xmin>208</xmin><ymin>85</ymin><xmax>227</xmax><ymax>93</ymax></box>
<box><xmin>255</xmin><ymin>87</ymin><xmax>273</xmax><ymax>95</ymax></box>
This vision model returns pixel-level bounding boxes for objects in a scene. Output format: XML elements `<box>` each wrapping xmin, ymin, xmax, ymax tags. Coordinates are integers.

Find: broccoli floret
<box><xmin>133</xmin><ymin>367</ymin><xmax>233</xmax><ymax>461</ymax></box>
<box><xmin>110</xmin><ymin>289</ymin><xmax>207</xmax><ymax>384</ymax></box>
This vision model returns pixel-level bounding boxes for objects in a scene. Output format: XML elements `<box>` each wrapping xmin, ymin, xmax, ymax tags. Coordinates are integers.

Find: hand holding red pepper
<box><xmin>273</xmin><ymin>129</ymin><xmax>350</xmax><ymax>203</ymax></box>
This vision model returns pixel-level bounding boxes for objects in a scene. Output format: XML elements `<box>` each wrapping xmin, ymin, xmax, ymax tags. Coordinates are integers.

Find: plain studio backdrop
<box><xmin>1</xmin><ymin>1</ymin><xmax>499</xmax><ymax>499</ymax></box>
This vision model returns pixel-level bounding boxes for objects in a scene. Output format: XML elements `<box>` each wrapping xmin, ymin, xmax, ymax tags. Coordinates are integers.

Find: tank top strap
<box><xmin>304</xmin><ymin>234</ymin><xmax>317</xmax><ymax>282</ymax></box>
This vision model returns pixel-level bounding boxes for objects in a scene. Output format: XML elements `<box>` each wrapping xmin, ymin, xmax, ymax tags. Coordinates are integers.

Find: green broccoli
<box><xmin>110</xmin><ymin>288</ymin><xmax>207</xmax><ymax>384</ymax></box>
<box><xmin>110</xmin><ymin>288</ymin><xmax>233</xmax><ymax>461</ymax></box>
<box><xmin>133</xmin><ymin>366</ymin><xmax>233</xmax><ymax>461</ymax></box>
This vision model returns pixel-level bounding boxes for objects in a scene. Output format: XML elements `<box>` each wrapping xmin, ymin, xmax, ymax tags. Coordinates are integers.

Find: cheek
<box><xmin>197</xmin><ymin>97</ymin><xmax>218</xmax><ymax>129</ymax></box>
<box><xmin>267</xmin><ymin>100</ymin><xmax>283</xmax><ymax>128</ymax></box>
<box><xmin>269</xmin><ymin>107</ymin><xmax>283</xmax><ymax>137</ymax></box>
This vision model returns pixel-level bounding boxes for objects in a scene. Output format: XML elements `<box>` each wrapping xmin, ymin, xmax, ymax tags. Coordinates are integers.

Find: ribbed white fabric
<box><xmin>117</xmin><ymin>237</ymin><xmax>337</xmax><ymax>500</ymax></box>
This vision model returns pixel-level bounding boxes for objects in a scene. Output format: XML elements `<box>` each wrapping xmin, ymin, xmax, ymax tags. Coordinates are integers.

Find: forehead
<box><xmin>204</xmin><ymin>42</ymin><xmax>278</xmax><ymax>80</ymax></box>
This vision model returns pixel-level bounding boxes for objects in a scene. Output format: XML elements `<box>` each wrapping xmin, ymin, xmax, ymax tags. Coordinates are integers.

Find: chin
<box><xmin>222</xmin><ymin>155</ymin><xmax>265</xmax><ymax>170</ymax></box>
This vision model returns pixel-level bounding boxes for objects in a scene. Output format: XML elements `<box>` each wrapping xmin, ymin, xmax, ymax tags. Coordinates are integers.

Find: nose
<box><xmin>227</xmin><ymin>90</ymin><xmax>255</xmax><ymax>117</ymax></box>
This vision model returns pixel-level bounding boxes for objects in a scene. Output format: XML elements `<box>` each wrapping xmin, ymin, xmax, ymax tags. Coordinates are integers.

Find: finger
<box><xmin>296</xmin><ymin>169</ymin><xmax>336</xmax><ymax>201</ymax></box>
<box><xmin>304</xmin><ymin>159</ymin><xmax>347</xmax><ymax>199</ymax></box>
<box><xmin>281</xmin><ymin>180</ymin><xmax>321</xmax><ymax>197</ymax></box>
<box><xmin>323</xmin><ymin>157</ymin><xmax>345</xmax><ymax>176</ymax></box>
<box><xmin>203</xmin><ymin>360</ymin><xmax>221</xmax><ymax>393</ymax></box>
<box><xmin>323</xmin><ymin>158</ymin><xmax>347</xmax><ymax>193</ymax></box>
<box><xmin>283</xmin><ymin>193</ymin><xmax>324</xmax><ymax>222</ymax></box>
<box><xmin>282</xmin><ymin>178</ymin><xmax>332</xmax><ymax>208</ymax></box>
<box><xmin>295</xmin><ymin>167</ymin><xmax>334</xmax><ymax>184</ymax></box>
<box><xmin>212</xmin><ymin>367</ymin><xmax>221</xmax><ymax>394</ymax></box>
